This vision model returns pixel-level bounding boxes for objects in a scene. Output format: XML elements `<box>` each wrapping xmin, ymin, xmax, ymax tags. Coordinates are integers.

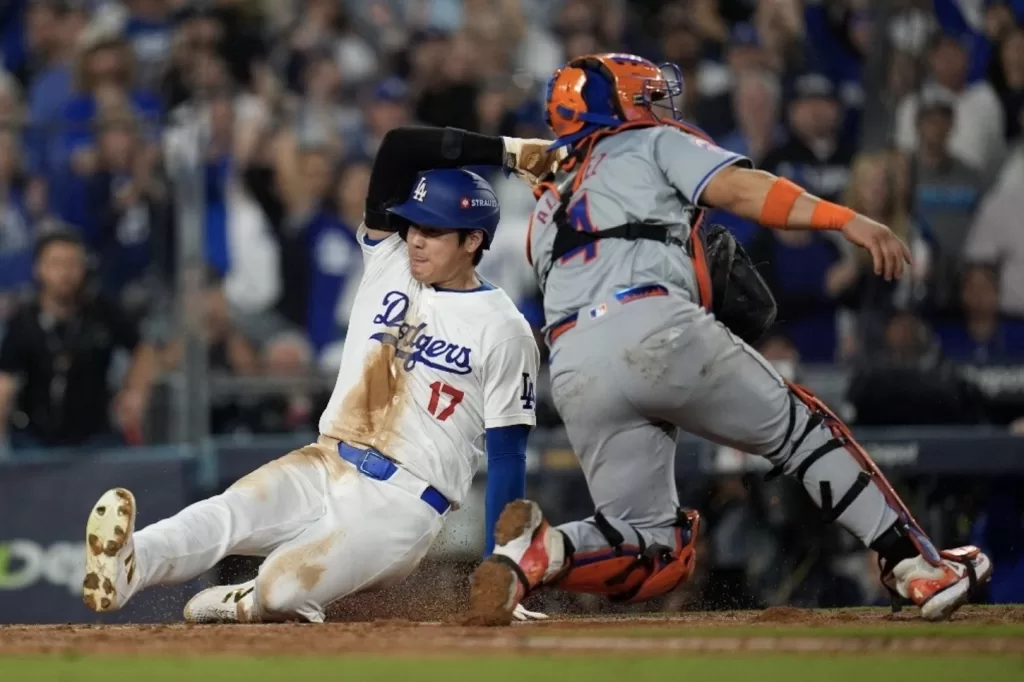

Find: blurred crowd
<box><xmin>0</xmin><ymin>0</ymin><xmax>1022</xmax><ymax>452</ymax></box>
<box><xmin>0</xmin><ymin>0</ymin><xmax>1019</xmax><ymax>611</ymax></box>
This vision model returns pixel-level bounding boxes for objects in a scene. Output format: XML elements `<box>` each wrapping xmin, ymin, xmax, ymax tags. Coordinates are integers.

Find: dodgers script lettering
<box><xmin>370</xmin><ymin>291</ymin><xmax>473</xmax><ymax>375</ymax></box>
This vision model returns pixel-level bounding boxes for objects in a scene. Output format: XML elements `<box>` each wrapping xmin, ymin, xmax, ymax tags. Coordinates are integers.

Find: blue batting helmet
<box><xmin>387</xmin><ymin>169</ymin><xmax>500</xmax><ymax>248</ymax></box>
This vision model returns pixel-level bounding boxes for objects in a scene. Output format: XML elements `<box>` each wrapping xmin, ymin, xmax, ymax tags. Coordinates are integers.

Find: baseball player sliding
<box><xmin>460</xmin><ymin>53</ymin><xmax>992</xmax><ymax>625</ymax></box>
<box><xmin>81</xmin><ymin>126</ymin><xmax>559</xmax><ymax>623</ymax></box>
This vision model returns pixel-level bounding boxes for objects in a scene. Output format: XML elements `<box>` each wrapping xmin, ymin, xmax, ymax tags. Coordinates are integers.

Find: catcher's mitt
<box><xmin>700</xmin><ymin>224</ymin><xmax>777</xmax><ymax>346</ymax></box>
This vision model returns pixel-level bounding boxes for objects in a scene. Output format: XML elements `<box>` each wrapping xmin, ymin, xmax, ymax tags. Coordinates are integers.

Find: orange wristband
<box><xmin>810</xmin><ymin>200</ymin><xmax>856</xmax><ymax>231</ymax></box>
<box><xmin>759</xmin><ymin>177</ymin><xmax>804</xmax><ymax>228</ymax></box>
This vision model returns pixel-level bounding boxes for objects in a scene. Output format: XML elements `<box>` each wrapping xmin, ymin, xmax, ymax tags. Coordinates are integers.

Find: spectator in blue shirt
<box><xmin>935</xmin><ymin>263</ymin><xmax>1024</xmax><ymax>364</ymax></box>
<box><xmin>346</xmin><ymin>77</ymin><xmax>413</xmax><ymax>160</ymax></box>
<box><xmin>62</xmin><ymin>34</ymin><xmax>162</xmax><ymax>179</ymax></box>
<box><xmin>120</xmin><ymin>0</ymin><xmax>173</xmax><ymax>91</ymax></box>
<box><xmin>24</xmin><ymin>0</ymin><xmax>86</xmax><ymax>181</ymax></box>
<box><xmin>934</xmin><ymin>0</ymin><xmax>1024</xmax><ymax>85</ymax></box>
<box><xmin>715</xmin><ymin>68</ymin><xmax>787</xmax><ymax>246</ymax></box>
<box><xmin>243</xmin><ymin>141</ymin><xmax>363</xmax><ymax>363</ymax></box>
<box><xmin>238</xmin><ymin>141</ymin><xmax>365</xmax><ymax>432</ymax></box>
<box><xmin>304</xmin><ymin>158</ymin><xmax>364</xmax><ymax>357</ymax></box>
<box><xmin>0</xmin><ymin>129</ymin><xmax>39</xmax><ymax>313</ymax></box>
<box><xmin>803</xmin><ymin>0</ymin><xmax>867</xmax><ymax>145</ymax></box>
<box><xmin>91</xmin><ymin>109</ymin><xmax>166</xmax><ymax>311</ymax></box>
<box><xmin>719</xmin><ymin>68</ymin><xmax>786</xmax><ymax>166</ymax></box>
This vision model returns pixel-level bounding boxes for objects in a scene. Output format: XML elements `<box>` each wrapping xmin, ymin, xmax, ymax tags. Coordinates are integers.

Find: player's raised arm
<box><xmin>363</xmin><ymin>126</ymin><xmax>563</xmax><ymax>242</ymax></box>
<box><xmin>699</xmin><ymin>164</ymin><xmax>912</xmax><ymax>283</ymax></box>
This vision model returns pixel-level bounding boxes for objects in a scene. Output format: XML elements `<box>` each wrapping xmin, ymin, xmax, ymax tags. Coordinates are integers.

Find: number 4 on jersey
<box><xmin>558</xmin><ymin>194</ymin><xmax>599</xmax><ymax>264</ymax></box>
<box><xmin>520</xmin><ymin>373</ymin><xmax>536</xmax><ymax>410</ymax></box>
<box><xmin>428</xmin><ymin>381</ymin><xmax>464</xmax><ymax>421</ymax></box>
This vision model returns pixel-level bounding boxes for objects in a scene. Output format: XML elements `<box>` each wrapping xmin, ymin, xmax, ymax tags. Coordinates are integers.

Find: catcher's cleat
<box><xmin>882</xmin><ymin>546</ymin><xmax>993</xmax><ymax>621</ymax></box>
<box><xmin>184</xmin><ymin>580</ymin><xmax>257</xmax><ymax>623</ymax></box>
<box><xmin>463</xmin><ymin>500</ymin><xmax>566</xmax><ymax>626</ymax></box>
<box><xmin>82</xmin><ymin>488</ymin><xmax>139</xmax><ymax>613</ymax></box>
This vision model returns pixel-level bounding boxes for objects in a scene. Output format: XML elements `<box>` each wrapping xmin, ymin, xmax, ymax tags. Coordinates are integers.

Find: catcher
<box><xmin>462</xmin><ymin>53</ymin><xmax>992</xmax><ymax>624</ymax></box>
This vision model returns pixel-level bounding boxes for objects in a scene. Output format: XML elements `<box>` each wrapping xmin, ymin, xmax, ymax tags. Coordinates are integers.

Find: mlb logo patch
<box><xmin>690</xmin><ymin>136</ymin><xmax>722</xmax><ymax>152</ymax></box>
<box><xmin>460</xmin><ymin>197</ymin><xmax>470</xmax><ymax>209</ymax></box>
<box><xmin>588</xmin><ymin>304</ymin><xmax>607</xmax><ymax>319</ymax></box>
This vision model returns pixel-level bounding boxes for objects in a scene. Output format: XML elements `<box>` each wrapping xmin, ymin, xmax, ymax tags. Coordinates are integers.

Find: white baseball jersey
<box><xmin>318</xmin><ymin>225</ymin><xmax>540</xmax><ymax>505</ymax></box>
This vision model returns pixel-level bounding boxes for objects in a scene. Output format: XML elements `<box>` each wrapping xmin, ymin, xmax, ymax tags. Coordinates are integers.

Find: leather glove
<box><xmin>502</xmin><ymin>137</ymin><xmax>567</xmax><ymax>187</ymax></box>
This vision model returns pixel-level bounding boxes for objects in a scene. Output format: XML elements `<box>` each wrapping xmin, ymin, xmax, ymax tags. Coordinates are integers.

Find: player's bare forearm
<box><xmin>699</xmin><ymin>167</ymin><xmax>830</xmax><ymax>230</ymax></box>
<box><xmin>700</xmin><ymin>166</ymin><xmax>911</xmax><ymax>281</ymax></box>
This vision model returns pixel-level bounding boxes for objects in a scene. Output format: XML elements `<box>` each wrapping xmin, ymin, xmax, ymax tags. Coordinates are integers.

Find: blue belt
<box><xmin>337</xmin><ymin>442</ymin><xmax>451</xmax><ymax>515</ymax></box>
<box><xmin>547</xmin><ymin>283</ymin><xmax>670</xmax><ymax>344</ymax></box>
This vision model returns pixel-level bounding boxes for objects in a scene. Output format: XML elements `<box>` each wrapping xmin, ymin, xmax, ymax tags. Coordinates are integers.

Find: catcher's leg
<box><xmin>635</xmin><ymin>297</ymin><xmax>992</xmax><ymax>620</ymax></box>
<box><xmin>466</xmin><ymin>309</ymin><xmax>700</xmax><ymax>625</ymax></box>
<box><xmin>465</xmin><ymin>450</ymin><xmax>700</xmax><ymax>626</ymax></box>
<box><xmin>83</xmin><ymin>443</ymin><xmax>335</xmax><ymax>613</ymax></box>
<box><xmin>465</xmin><ymin>501</ymin><xmax>701</xmax><ymax>626</ymax></box>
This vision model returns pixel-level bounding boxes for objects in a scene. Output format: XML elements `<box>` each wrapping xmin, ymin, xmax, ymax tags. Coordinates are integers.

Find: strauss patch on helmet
<box><xmin>461</xmin><ymin>197</ymin><xmax>498</xmax><ymax>209</ymax></box>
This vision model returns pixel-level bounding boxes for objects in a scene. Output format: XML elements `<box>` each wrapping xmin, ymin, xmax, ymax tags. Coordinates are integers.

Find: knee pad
<box><xmin>554</xmin><ymin>509</ymin><xmax>700</xmax><ymax>604</ymax></box>
<box><xmin>770</xmin><ymin>381</ymin><xmax>942</xmax><ymax>567</ymax></box>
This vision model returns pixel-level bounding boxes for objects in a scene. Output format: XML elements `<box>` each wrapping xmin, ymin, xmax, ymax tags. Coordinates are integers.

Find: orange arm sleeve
<box><xmin>809</xmin><ymin>200</ymin><xmax>857</xmax><ymax>231</ymax></box>
<box><xmin>758</xmin><ymin>177</ymin><xmax>855</xmax><ymax>231</ymax></box>
<box><xmin>759</xmin><ymin>177</ymin><xmax>804</xmax><ymax>228</ymax></box>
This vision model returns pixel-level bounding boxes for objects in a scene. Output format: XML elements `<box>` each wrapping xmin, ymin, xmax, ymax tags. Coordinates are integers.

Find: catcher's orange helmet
<box><xmin>544</xmin><ymin>53</ymin><xmax>684</xmax><ymax>149</ymax></box>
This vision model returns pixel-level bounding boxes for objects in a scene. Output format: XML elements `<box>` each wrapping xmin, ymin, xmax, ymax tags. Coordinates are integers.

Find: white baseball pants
<box><xmin>127</xmin><ymin>437</ymin><xmax>446</xmax><ymax>622</ymax></box>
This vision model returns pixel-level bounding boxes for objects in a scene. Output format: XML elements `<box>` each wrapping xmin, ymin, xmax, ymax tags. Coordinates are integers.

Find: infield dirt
<box><xmin>2</xmin><ymin>606</ymin><xmax>1022</xmax><ymax>658</ymax></box>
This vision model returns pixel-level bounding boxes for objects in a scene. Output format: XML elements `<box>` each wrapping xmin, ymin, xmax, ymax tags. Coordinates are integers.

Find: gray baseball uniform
<box><xmin>528</xmin><ymin>126</ymin><xmax>897</xmax><ymax>562</ymax></box>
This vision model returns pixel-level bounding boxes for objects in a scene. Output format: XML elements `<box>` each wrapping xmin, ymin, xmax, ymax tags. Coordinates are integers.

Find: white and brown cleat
<box><xmin>183</xmin><ymin>581</ymin><xmax>257</xmax><ymax>623</ymax></box>
<box><xmin>462</xmin><ymin>500</ymin><xmax>565</xmax><ymax>627</ymax></box>
<box><xmin>82</xmin><ymin>488</ymin><xmax>139</xmax><ymax>613</ymax></box>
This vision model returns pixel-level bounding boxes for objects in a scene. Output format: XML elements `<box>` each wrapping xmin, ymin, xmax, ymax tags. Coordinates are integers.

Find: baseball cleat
<box><xmin>463</xmin><ymin>500</ymin><xmax>565</xmax><ymax>626</ymax></box>
<box><xmin>884</xmin><ymin>545</ymin><xmax>993</xmax><ymax>621</ymax></box>
<box><xmin>184</xmin><ymin>580</ymin><xmax>257</xmax><ymax>623</ymax></box>
<box><xmin>82</xmin><ymin>488</ymin><xmax>139</xmax><ymax>613</ymax></box>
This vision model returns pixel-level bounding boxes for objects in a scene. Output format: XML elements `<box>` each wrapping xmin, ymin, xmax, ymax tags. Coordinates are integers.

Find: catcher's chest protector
<box><xmin>539</xmin><ymin>120</ymin><xmax>777</xmax><ymax>345</ymax></box>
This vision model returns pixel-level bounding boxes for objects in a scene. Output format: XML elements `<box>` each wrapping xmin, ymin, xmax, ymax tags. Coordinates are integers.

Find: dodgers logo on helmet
<box><xmin>386</xmin><ymin>169</ymin><xmax>500</xmax><ymax>248</ymax></box>
<box><xmin>369</xmin><ymin>291</ymin><xmax>473</xmax><ymax>375</ymax></box>
<box><xmin>412</xmin><ymin>176</ymin><xmax>428</xmax><ymax>202</ymax></box>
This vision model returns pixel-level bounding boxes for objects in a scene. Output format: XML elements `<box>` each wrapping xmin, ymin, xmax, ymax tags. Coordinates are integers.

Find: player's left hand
<box><xmin>502</xmin><ymin>138</ymin><xmax>566</xmax><ymax>187</ymax></box>
<box><xmin>512</xmin><ymin>603</ymin><xmax>549</xmax><ymax>621</ymax></box>
<box><xmin>839</xmin><ymin>215</ymin><xmax>912</xmax><ymax>282</ymax></box>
